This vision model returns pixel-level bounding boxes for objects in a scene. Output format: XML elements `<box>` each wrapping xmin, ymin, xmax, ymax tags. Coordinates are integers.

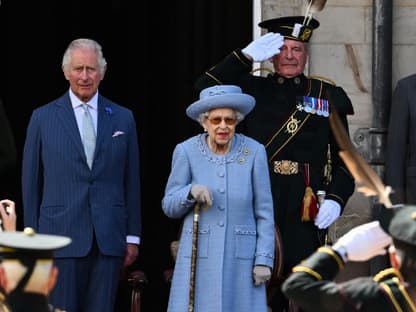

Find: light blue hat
<box><xmin>186</xmin><ymin>85</ymin><xmax>255</xmax><ymax>121</ymax></box>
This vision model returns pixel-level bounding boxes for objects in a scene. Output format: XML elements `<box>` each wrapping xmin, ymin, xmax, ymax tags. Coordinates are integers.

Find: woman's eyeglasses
<box><xmin>207</xmin><ymin>117</ymin><xmax>237</xmax><ymax>126</ymax></box>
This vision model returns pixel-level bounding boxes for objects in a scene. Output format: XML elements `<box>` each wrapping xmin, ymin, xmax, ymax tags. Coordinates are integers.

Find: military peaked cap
<box><xmin>258</xmin><ymin>16</ymin><xmax>320</xmax><ymax>42</ymax></box>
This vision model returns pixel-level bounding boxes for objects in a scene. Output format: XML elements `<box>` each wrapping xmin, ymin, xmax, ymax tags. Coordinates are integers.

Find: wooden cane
<box><xmin>188</xmin><ymin>202</ymin><xmax>200</xmax><ymax>312</ymax></box>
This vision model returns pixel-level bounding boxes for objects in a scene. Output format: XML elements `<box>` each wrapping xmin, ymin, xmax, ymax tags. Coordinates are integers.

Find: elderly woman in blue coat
<box><xmin>162</xmin><ymin>85</ymin><xmax>275</xmax><ymax>312</ymax></box>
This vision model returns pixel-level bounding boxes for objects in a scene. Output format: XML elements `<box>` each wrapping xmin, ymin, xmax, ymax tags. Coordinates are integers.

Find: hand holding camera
<box><xmin>0</xmin><ymin>199</ymin><xmax>16</xmax><ymax>231</ymax></box>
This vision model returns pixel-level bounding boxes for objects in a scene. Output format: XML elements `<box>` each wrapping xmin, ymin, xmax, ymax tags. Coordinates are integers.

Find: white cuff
<box><xmin>332</xmin><ymin>245</ymin><xmax>348</xmax><ymax>262</ymax></box>
<box><xmin>127</xmin><ymin>235</ymin><xmax>140</xmax><ymax>244</ymax></box>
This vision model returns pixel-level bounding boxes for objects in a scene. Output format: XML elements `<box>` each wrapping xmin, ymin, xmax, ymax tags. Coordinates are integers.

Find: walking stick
<box><xmin>188</xmin><ymin>202</ymin><xmax>200</xmax><ymax>312</ymax></box>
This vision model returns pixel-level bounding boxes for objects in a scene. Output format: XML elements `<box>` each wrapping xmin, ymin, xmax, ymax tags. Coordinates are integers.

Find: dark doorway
<box><xmin>0</xmin><ymin>1</ymin><xmax>252</xmax><ymax>310</ymax></box>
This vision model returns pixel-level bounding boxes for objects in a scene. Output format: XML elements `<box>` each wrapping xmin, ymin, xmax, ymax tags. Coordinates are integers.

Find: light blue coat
<box><xmin>162</xmin><ymin>133</ymin><xmax>274</xmax><ymax>312</ymax></box>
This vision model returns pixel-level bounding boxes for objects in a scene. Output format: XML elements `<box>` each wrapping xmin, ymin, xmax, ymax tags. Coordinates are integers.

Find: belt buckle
<box><xmin>274</xmin><ymin>160</ymin><xmax>299</xmax><ymax>175</ymax></box>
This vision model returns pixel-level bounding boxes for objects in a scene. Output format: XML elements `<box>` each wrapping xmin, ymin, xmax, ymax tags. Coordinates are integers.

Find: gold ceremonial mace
<box><xmin>188</xmin><ymin>202</ymin><xmax>200</xmax><ymax>312</ymax></box>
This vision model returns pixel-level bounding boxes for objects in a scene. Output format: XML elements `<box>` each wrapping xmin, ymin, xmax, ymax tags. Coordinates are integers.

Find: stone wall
<box><xmin>256</xmin><ymin>0</ymin><xmax>416</xmax><ymax>279</ymax></box>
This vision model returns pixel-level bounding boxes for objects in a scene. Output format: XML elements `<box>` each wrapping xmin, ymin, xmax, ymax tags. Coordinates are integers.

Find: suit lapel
<box><xmin>56</xmin><ymin>93</ymin><xmax>86</xmax><ymax>159</ymax></box>
<box><xmin>95</xmin><ymin>96</ymin><xmax>112</xmax><ymax>158</ymax></box>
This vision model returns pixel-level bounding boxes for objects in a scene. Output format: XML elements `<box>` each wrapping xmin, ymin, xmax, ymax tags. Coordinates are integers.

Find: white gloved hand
<box><xmin>190</xmin><ymin>184</ymin><xmax>212</xmax><ymax>207</ymax></box>
<box><xmin>314</xmin><ymin>199</ymin><xmax>341</xmax><ymax>229</ymax></box>
<box><xmin>242</xmin><ymin>32</ymin><xmax>285</xmax><ymax>62</ymax></box>
<box><xmin>333</xmin><ymin>221</ymin><xmax>392</xmax><ymax>262</ymax></box>
<box><xmin>253</xmin><ymin>265</ymin><xmax>272</xmax><ymax>286</ymax></box>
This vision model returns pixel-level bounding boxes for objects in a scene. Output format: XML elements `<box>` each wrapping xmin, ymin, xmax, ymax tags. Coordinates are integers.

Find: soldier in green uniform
<box><xmin>282</xmin><ymin>205</ymin><xmax>416</xmax><ymax>311</ymax></box>
<box><xmin>195</xmin><ymin>16</ymin><xmax>355</xmax><ymax>311</ymax></box>
<box><xmin>0</xmin><ymin>228</ymin><xmax>71</xmax><ymax>312</ymax></box>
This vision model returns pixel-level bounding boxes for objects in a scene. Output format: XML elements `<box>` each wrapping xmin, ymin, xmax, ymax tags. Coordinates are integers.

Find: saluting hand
<box><xmin>242</xmin><ymin>32</ymin><xmax>285</xmax><ymax>62</ymax></box>
<box><xmin>333</xmin><ymin>221</ymin><xmax>392</xmax><ymax>262</ymax></box>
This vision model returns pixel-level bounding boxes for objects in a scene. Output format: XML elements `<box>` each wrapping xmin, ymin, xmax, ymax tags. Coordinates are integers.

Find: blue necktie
<box><xmin>82</xmin><ymin>104</ymin><xmax>96</xmax><ymax>169</ymax></box>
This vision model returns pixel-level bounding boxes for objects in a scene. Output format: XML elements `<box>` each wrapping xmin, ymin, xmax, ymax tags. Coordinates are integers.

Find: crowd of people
<box><xmin>0</xmin><ymin>9</ymin><xmax>415</xmax><ymax>312</ymax></box>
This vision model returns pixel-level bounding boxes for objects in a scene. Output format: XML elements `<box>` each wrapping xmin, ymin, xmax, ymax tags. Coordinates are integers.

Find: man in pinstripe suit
<box><xmin>21</xmin><ymin>38</ymin><xmax>142</xmax><ymax>312</ymax></box>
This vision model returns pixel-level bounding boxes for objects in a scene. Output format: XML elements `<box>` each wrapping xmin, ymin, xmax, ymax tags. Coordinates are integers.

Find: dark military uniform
<box><xmin>282</xmin><ymin>205</ymin><xmax>416</xmax><ymax>312</ymax></box>
<box><xmin>282</xmin><ymin>246</ymin><xmax>416</xmax><ymax>311</ymax></box>
<box><xmin>195</xmin><ymin>48</ymin><xmax>355</xmax><ymax>274</ymax></box>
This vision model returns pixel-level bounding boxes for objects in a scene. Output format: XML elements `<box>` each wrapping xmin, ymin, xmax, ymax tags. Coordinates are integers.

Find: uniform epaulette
<box><xmin>375</xmin><ymin>270</ymin><xmax>416</xmax><ymax>312</ymax></box>
<box><xmin>317</xmin><ymin>246</ymin><xmax>344</xmax><ymax>269</ymax></box>
<box><xmin>292</xmin><ymin>265</ymin><xmax>322</xmax><ymax>280</ymax></box>
<box><xmin>373</xmin><ymin>268</ymin><xmax>403</xmax><ymax>283</ymax></box>
<box><xmin>308</xmin><ymin>75</ymin><xmax>337</xmax><ymax>86</ymax></box>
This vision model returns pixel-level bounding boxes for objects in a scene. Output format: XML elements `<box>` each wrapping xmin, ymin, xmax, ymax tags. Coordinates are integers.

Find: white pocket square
<box><xmin>112</xmin><ymin>130</ymin><xmax>125</xmax><ymax>137</ymax></box>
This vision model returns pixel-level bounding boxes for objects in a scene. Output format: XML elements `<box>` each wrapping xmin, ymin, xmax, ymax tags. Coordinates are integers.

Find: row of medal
<box><xmin>296</xmin><ymin>96</ymin><xmax>329</xmax><ymax>117</ymax></box>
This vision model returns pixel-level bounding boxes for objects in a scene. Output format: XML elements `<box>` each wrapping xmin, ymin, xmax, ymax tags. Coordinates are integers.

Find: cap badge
<box><xmin>300</xmin><ymin>28</ymin><xmax>313</xmax><ymax>41</ymax></box>
<box><xmin>292</xmin><ymin>23</ymin><xmax>303</xmax><ymax>38</ymax></box>
<box><xmin>23</xmin><ymin>227</ymin><xmax>36</xmax><ymax>236</ymax></box>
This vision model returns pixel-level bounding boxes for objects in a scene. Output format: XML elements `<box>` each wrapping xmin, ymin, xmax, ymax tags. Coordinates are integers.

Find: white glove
<box><xmin>314</xmin><ymin>199</ymin><xmax>341</xmax><ymax>229</ymax></box>
<box><xmin>253</xmin><ymin>265</ymin><xmax>271</xmax><ymax>286</ymax></box>
<box><xmin>242</xmin><ymin>32</ymin><xmax>285</xmax><ymax>62</ymax></box>
<box><xmin>190</xmin><ymin>184</ymin><xmax>212</xmax><ymax>207</ymax></box>
<box><xmin>333</xmin><ymin>221</ymin><xmax>392</xmax><ymax>262</ymax></box>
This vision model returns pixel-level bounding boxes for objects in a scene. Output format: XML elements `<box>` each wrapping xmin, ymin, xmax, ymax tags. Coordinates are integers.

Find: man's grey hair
<box><xmin>62</xmin><ymin>38</ymin><xmax>107</xmax><ymax>74</ymax></box>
